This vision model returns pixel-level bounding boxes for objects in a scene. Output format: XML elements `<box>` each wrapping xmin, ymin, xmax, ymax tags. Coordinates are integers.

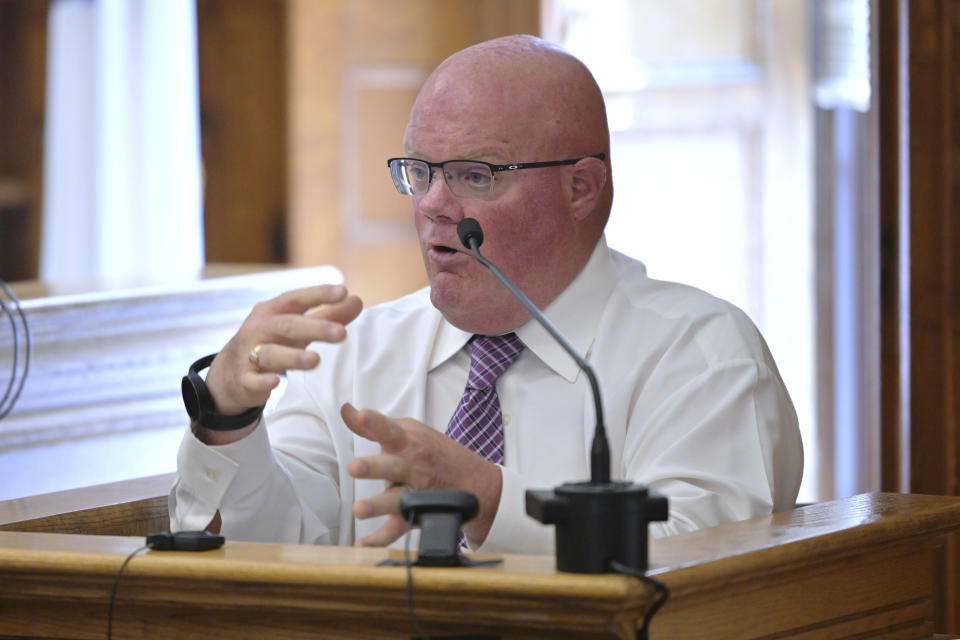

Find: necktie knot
<box><xmin>466</xmin><ymin>333</ymin><xmax>525</xmax><ymax>391</ymax></box>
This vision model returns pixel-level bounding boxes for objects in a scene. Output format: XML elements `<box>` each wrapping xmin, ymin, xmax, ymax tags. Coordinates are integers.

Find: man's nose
<box><xmin>418</xmin><ymin>169</ymin><xmax>463</xmax><ymax>222</ymax></box>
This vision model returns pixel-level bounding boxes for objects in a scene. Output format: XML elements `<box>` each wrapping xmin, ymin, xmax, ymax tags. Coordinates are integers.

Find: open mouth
<box><xmin>433</xmin><ymin>245</ymin><xmax>458</xmax><ymax>254</ymax></box>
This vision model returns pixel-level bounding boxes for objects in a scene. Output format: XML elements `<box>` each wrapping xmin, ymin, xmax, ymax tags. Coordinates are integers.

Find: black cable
<box><xmin>107</xmin><ymin>544</ymin><xmax>149</xmax><ymax>640</ymax></box>
<box><xmin>0</xmin><ymin>294</ymin><xmax>17</xmax><ymax>415</ymax></box>
<box><xmin>609</xmin><ymin>561</ymin><xmax>669</xmax><ymax>640</ymax></box>
<box><xmin>405</xmin><ymin>510</ymin><xmax>430</xmax><ymax>640</ymax></box>
<box><xmin>0</xmin><ymin>279</ymin><xmax>31</xmax><ymax>421</ymax></box>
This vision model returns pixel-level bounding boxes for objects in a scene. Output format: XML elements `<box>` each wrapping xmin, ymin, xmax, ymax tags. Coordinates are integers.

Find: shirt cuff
<box><xmin>472</xmin><ymin>464</ymin><xmax>555</xmax><ymax>555</ymax></box>
<box><xmin>173</xmin><ymin>419</ymin><xmax>276</xmax><ymax>529</ymax></box>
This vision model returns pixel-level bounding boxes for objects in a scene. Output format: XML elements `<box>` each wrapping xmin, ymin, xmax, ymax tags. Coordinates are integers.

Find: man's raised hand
<box><xmin>196</xmin><ymin>285</ymin><xmax>362</xmax><ymax>444</ymax></box>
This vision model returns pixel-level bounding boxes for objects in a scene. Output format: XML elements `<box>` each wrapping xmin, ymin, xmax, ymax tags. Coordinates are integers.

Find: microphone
<box><xmin>456</xmin><ymin>218</ymin><xmax>609</xmax><ymax>484</ymax></box>
<box><xmin>456</xmin><ymin>218</ymin><xmax>667</xmax><ymax>575</ymax></box>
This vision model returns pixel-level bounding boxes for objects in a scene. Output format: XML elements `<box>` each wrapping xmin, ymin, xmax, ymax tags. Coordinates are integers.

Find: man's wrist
<box><xmin>182</xmin><ymin>353</ymin><xmax>265</xmax><ymax>430</ymax></box>
<box><xmin>192</xmin><ymin>417</ymin><xmax>260</xmax><ymax>446</ymax></box>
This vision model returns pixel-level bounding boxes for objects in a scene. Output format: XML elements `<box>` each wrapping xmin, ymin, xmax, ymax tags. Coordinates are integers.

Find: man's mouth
<box><xmin>433</xmin><ymin>244</ymin><xmax>458</xmax><ymax>254</ymax></box>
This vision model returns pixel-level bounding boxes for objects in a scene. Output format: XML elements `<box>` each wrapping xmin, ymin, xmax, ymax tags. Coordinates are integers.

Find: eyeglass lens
<box><xmin>391</xmin><ymin>159</ymin><xmax>495</xmax><ymax>199</ymax></box>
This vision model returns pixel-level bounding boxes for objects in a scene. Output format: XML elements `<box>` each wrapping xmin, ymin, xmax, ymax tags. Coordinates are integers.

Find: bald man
<box><xmin>171</xmin><ymin>35</ymin><xmax>803</xmax><ymax>553</ymax></box>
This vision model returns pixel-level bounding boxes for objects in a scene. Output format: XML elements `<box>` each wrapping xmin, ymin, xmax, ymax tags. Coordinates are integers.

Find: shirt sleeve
<box><xmin>169</xmin><ymin>368</ymin><xmax>347</xmax><ymax>544</ymax></box>
<box><xmin>627</xmin><ymin>356</ymin><xmax>803</xmax><ymax>538</ymax></box>
<box><xmin>470</xmin><ymin>465</ymin><xmax>556</xmax><ymax>554</ymax></box>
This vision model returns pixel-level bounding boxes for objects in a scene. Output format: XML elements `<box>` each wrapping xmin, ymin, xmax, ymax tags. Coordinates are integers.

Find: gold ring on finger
<box><xmin>248</xmin><ymin>344</ymin><xmax>264</xmax><ymax>369</ymax></box>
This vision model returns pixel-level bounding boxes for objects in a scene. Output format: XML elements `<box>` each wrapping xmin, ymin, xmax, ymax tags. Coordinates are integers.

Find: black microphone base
<box><xmin>526</xmin><ymin>481</ymin><xmax>668</xmax><ymax>574</ymax></box>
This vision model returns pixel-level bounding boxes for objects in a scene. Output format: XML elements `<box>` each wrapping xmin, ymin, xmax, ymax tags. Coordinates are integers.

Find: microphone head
<box><xmin>457</xmin><ymin>218</ymin><xmax>484</xmax><ymax>249</ymax></box>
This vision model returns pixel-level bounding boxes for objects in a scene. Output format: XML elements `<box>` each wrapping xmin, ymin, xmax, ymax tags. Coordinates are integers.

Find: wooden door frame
<box><xmin>878</xmin><ymin>0</ymin><xmax>959</xmax><ymax>630</ymax></box>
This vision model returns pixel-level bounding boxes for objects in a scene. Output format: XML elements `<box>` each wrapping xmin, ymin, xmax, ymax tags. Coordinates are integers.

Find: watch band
<box><xmin>181</xmin><ymin>353</ymin><xmax>264</xmax><ymax>430</ymax></box>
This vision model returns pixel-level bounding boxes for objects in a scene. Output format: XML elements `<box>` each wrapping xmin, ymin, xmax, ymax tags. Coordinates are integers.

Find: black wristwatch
<box><xmin>181</xmin><ymin>353</ymin><xmax>264</xmax><ymax>430</ymax></box>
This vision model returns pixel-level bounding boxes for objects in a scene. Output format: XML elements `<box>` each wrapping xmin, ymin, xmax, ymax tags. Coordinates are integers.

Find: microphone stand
<box><xmin>457</xmin><ymin>219</ymin><xmax>667</xmax><ymax>574</ymax></box>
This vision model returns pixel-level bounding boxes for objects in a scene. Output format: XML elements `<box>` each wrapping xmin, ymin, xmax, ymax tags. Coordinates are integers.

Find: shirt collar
<box><xmin>428</xmin><ymin>235</ymin><xmax>618</xmax><ymax>382</ymax></box>
<box><xmin>429</xmin><ymin>316</ymin><xmax>474</xmax><ymax>370</ymax></box>
<box><xmin>516</xmin><ymin>235</ymin><xmax>617</xmax><ymax>382</ymax></box>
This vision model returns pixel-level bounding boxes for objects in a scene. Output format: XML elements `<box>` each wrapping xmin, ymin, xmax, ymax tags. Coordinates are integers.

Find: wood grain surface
<box><xmin>0</xmin><ymin>492</ymin><xmax>958</xmax><ymax>639</ymax></box>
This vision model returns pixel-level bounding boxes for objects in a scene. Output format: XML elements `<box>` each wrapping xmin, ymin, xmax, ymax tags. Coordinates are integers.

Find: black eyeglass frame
<box><xmin>386</xmin><ymin>153</ymin><xmax>606</xmax><ymax>197</ymax></box>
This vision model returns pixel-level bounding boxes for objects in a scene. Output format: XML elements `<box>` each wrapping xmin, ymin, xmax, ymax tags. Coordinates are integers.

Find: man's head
<box><xmin>402</xmin><ymin>35</ymin><xmax>612</xmax><ymax>335</ymax></box>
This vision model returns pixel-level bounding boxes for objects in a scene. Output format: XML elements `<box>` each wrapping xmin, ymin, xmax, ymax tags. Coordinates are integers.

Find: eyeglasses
<box><xmin>387</xmin><ymin>153</ymin><xmax>605</xmax><ymax>200</ymax></box>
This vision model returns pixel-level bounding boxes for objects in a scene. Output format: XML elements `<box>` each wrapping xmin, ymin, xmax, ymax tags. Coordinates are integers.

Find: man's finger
<box><xmin>306</xmin><ymin>294</ymin><xmax>363</xmax><ymax>326</ymax></box>
<box><xmin>264</xmin><ymin>284</ymin><xmax>348</xmax><ymax>315</ymax></box>
<box><xmin>348</xmin><ymin>453</ymin><xmax>408</xmax><ymax>484</ymax></box>
<box><xmin>352</xmin><ymin>485</ymin><xmax>405</xmax><ymax>519</ymax></box>
<box><xmin>238</xmin><ymin>370</ymin><xmax>282</xmax><ymax>396</ymax></box>
<box><xmin>355</xmin><ymin>514</ymin><xmax>409</xmax><ymax>548</ymax></box>
<box><xmin>340</xmin><ymin>403</ymin><xmax>408</xmax><ymax>451</ymax></box>
<box><xmin>264</xmin><ymin>314</ymin><xmax>347</xmax><ymax>346</ymax></box>
<box><xmin>245</xmin><ymin>343</ymin><xmax>320</xmax><ymax>374</ymax></box>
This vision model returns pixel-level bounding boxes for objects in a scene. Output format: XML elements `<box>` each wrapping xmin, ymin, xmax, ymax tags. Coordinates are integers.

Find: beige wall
<box><xmin>286</xmin><ymin>0</ymin><xmax>540</xmax><ymax>306</ymax></box>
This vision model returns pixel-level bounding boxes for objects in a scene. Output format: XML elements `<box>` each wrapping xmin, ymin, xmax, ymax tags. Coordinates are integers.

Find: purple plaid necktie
<box><xmin>445</xmin><ymin>333</ymin><xmax>525</xmax><ymax>464</ymax></box>
<box><xmin>445</xmin><ymin>333</ymin><xmax>524</xmax><ymax>551</ymax></box>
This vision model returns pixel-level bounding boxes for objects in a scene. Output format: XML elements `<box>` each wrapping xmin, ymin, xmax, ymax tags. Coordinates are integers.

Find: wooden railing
<box><xmin>0</xmin><ymin>485</ymin><xmax>958</xmax><ymax>639</ymax></box>
<box><xmin>0</xmin><ymin>473</ymin><xmax>173</xmax><ymax>537</ymax></box>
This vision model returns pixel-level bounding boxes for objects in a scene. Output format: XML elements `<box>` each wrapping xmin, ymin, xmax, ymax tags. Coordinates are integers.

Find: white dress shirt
<box><xmin>171</xmin><ymin>236</ymin><xmax>803</xmax><ymax>554</ymax></box>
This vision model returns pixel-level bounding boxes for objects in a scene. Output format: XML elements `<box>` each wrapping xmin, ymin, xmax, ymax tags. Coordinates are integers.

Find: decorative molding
<box><xmin>0</xmin><ymin>266</ymin><xmax>341</xmax><ymax>451</ymax></box>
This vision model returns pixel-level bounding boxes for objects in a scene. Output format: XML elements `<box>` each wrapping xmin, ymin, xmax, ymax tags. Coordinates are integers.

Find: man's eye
<box><xmin>465</xmin><ymin>170</ymin><xmax>491</xmax><ymax>186</ymax></box>
<box><xmin>409</xmin><ymin>165</ymin><xmax>429</xmax><ymax>181</ymax></box>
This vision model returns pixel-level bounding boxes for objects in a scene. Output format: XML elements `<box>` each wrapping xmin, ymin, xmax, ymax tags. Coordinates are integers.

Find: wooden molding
<box><xmin>0</xmin><ymin>473</ymin><xmax>174</xmax><ymax>537</ymax></box>
<box><xmin>878</xmin><ymin>2</ymin><xmax>960</xmax><ymax>627</ymax></box>
<box><xmin>0</xmin><ymin>492</ymin><xmax>957</xmax><ymax>638</ymax></box>
<box><xmin>2</xmin><ymin>266</ymin><xmax>340</xmax><ymax>446</ymax></box>
<box><xmin>0</xmin><ymin>266</ymin><xmax>340</xmax><ymax>499</ymax></box>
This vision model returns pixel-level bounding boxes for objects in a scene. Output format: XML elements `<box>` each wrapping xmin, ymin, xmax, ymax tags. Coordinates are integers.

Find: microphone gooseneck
<box><xmin>455</xmin><ymin>218</ymin><xmax>610</xmax><ymax>484</ymax></box>
<box><xmin>455</xmin><ymin>217</ymin><xmax>668</xmax><ymax>577</ymax></box>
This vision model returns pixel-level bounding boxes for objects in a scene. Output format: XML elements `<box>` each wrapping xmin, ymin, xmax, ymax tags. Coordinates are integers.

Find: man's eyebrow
<box><xmin>401</xmin><ymin>150</ymin><xmax>510</xmax><ymax>162</ymax></box>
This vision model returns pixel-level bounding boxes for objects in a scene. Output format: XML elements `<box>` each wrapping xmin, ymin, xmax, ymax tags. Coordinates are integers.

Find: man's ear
<box><xmin>569</xmin><ymin>157</ymin><xmax>607</xmax><ymax>221</ymax></box>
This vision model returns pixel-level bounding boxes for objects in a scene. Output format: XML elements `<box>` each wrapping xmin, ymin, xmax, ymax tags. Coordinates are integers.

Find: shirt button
<box><xmin>205</xmin><ymin>469</ymin><xmax>217</xmax><ymax>481</ymax></box>
<box><xmin>502</xmin><ymin>413</ymin><xmax>512</xmax><ymax>427</ymax></box>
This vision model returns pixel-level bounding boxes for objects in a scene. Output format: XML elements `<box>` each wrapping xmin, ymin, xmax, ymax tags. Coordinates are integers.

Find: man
<box><xmin>171</xmin><ymin>35</ymin><xmax>803</xmax><ymax>554</ymax></box>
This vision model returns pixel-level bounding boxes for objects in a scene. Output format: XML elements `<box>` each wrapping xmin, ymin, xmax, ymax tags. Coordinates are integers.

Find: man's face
<box><xmin>404</xmin><ymin>76</ymin><xmax>581</xmax><ymax>335</ymax></box>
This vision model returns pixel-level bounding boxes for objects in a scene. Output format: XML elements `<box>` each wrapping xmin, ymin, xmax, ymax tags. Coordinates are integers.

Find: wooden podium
<box><xmin>1</xmin><ymin>490</ymin><xmax>958</xmax><ymax>639</ymax></box>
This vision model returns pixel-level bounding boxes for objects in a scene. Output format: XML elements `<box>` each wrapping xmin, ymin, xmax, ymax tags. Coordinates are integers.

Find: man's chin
<box><xmin>428</xmin><ymin>281</ymin><xmax>467</xmax><ymax>319</ymax></box>
<box><xmin>429</xmin><ymin>286</ymin><xmax>528</xmax><ymax>336</ymax></box>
